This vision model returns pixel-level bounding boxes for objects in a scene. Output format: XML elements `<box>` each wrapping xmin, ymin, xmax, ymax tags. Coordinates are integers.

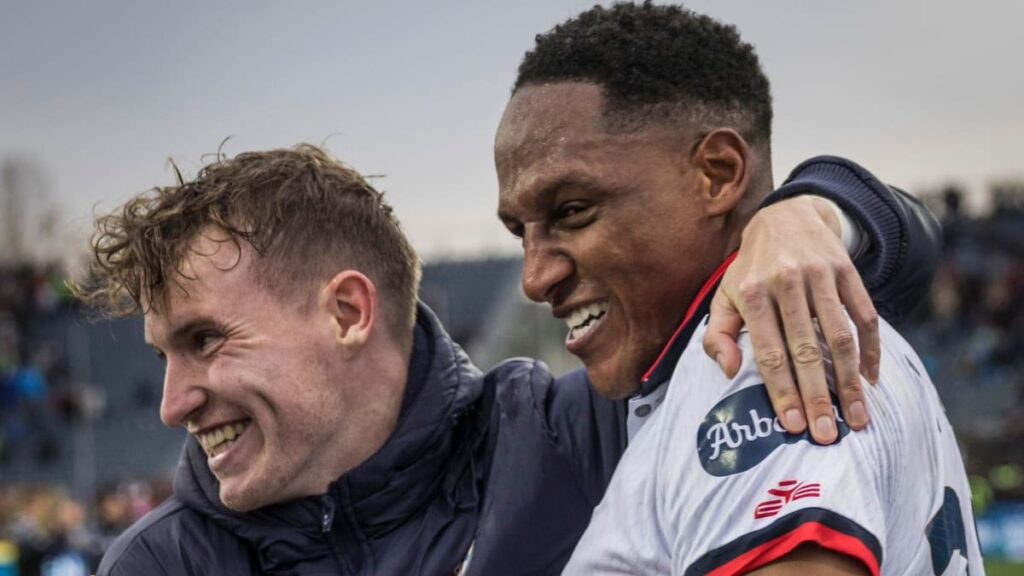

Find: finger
<box><xmin>774</xmin><ymin>263</ymin><xmax>838</xmax><ymax>445</ymax></box>
<box><xmin>704</xmin><ymin>289</ymin><xmax>744</xmax><ymax>378</ymax></box>
<box><xmin>738</xmin><ymin>278</ymin><xmax>807</xmax><ymax>435</ymax></box>
<box><xmin>836</xmin><ymin>261</ymin><xmax>881</xmax><ymax>384</ymax></box>
<box><xmin>808</xmin><ymin>268</ymin><xmax>869</xmax><ymax>430</ymax></box>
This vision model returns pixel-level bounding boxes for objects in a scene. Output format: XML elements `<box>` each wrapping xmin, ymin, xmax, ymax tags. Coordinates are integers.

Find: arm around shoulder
<box><xmin>767</xmin><ymin>155</ymin><xmax>942</xmax><ymax>323</ymax></box>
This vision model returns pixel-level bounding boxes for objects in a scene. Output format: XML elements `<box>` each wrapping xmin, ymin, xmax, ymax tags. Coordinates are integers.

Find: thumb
<box><xmin>704</xmin><ymin>291</ymin><xmax>745</xmax><ymax>378</ymax></box>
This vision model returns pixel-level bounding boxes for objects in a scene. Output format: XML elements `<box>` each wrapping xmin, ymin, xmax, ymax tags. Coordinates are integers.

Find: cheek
<box><xmin>207</xmin><ymin>359</ymin><xmax>241</xmax><ymax>395</ymax></box>
<box><xmin>274</xmin><ymin>357</ymin><xmax>347</xmax><ymax>438</ymax></box>
<box><xmin>211</xmin><ymin>353</ymin><xmax>280</xmax><ymax>392</ymax></box>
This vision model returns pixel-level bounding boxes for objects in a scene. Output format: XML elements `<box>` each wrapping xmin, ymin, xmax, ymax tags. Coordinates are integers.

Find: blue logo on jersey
<box><xmin>926</xmin><ymin>487</ymin><xmax>968</xmax><ymax>574</ymax></box>
<box><xmin>697</xmin><ymin>385</ymin><xmax>850</xmax><ymax>477</ymax></box>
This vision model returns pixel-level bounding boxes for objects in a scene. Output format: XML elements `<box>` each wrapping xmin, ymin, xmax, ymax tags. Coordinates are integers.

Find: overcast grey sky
<box><xmin>2</xmin><ymin>0</ymin><xmax>1021</xmax><ymax>264</ymax></box>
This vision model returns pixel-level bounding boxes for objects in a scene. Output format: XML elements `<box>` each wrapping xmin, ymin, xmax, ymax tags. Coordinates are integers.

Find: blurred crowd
<box><xmin>0</xmin><ymin>264</ymin><xmax>76</xmax><ymax>472</ymax></box>
<box><xmin>903</xmin><ymin>188</ymin><xmax>1024</xmax><ymax>561</ymax></box>
<box><xmin>0</xmin><ymin>479</ymin><xmax>171</xmax><ymax>575</ymax></box>
<box><xmin>905</xmin><ymin>189</ymin><xmax>1024</xmax><ymax>510</ymax></box>
<box><xmin>0</xmin><ymin>187</ymin><xmax>1022</xmax><ymax>571</ymax></box>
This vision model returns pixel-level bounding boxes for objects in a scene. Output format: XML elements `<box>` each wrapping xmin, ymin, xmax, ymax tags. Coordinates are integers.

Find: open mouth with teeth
<box><xmin>566</xmin><ymin>302</ymin><xmax>609</xmax><ymax>343</ymax></box>
<box><xmin>197</xmin><ymin>420</ymin><xmax>250</xmax><ymax>459</ymax></box>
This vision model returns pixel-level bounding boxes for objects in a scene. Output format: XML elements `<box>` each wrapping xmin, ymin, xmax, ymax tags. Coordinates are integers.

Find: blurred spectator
<box><xmin>905</xmin><ymin>187</ymin><xmax>1024</xmax><ymax>517</ymax></box>
<box><xmin>0</xmin><ymin>486</ymin><xmax>85</xmax><ymax>576</ymax></box>
<box><xmin>0</xmin><ymin>264</ymin><xmax>73</xmax><ymax>467</ymax></box>
<box><xmin>0</xmin><ymin>478</ymin><xmax>171</xmax><ymax>575</ymax></box>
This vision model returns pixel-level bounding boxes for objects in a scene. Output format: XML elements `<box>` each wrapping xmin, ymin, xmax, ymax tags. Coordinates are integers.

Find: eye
<box><xmin>555</xmin><ymin>201</ymin><xmax>594</xmax><ymax>228</ymax></box>
<box><xmin>194</xmin><ymin>331</ymin><xmax>223</xmax><ymax>355</ymax></box>
<box><xmin>151</xmin><ymin>347</ymin><xmax>167</xmax><ymax>363</ymax></box>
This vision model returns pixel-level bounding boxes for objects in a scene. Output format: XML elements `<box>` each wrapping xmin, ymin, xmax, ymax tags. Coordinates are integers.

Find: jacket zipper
<box><xmin>320</xmin><ymin>494</ymin><xmax>336</xmax><ymax>533</ymax></box>
<box><xmin>320</xmin><ymin>494</ymin><xmax>351</xmax><ymax>574</ymax></box>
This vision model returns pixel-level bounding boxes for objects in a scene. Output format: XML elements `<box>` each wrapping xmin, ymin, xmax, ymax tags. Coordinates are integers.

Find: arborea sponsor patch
<box><xmin>697</xmin><ymin>385</ymin><xmax>850</xmax><ymax>476</ymax></box>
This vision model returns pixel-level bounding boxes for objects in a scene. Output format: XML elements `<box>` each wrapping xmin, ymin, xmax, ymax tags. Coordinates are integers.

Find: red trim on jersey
<box><xmin>707</xmin><ymin>521</ymin><xmax>880</xmax><ymax>576</ymax></box>
<box><xmin>641</xmin><ymin>252</ymin><xmax>738</xmax><ymax>383</ymax></box>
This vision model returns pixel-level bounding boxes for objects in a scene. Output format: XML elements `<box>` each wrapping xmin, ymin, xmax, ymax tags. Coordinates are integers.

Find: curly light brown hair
<box><xmin>74</xmin><ymin>144</ymin><xmax>421</xmax><ymax>341</ymax></box>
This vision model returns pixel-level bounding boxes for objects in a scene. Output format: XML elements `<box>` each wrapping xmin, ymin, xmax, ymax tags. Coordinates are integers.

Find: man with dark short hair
<box><xmin>493</xmin><ymin>3</ymin><xmax>981</xmax><ymax>573</ymax></box>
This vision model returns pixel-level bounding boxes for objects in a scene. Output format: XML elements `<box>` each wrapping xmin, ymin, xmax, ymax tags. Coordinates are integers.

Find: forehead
<box><xmin>143</xmin><ymin>230</ymin><xmax>252</xmax><ymax>342</ymax></box>
<box><xmin>496</xmin><ymin>83</ymin><xmax>617</xmax><ymax>216</ymax></box>
<box><xmin>495</xmin><ymin>82</ymin><xmax>607</xmax><ymax>172</ymax></box>
<box><xmin>495</xmin><ymin>82</ymin><xmax>686</xmax><ymax>212</ymax></box>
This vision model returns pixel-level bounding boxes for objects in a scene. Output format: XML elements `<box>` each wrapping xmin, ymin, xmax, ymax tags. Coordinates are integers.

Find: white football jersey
<box><xmin>564</xmin><ymin>317</ymin><xmax>984</xmax><ymax>575</ymax></box>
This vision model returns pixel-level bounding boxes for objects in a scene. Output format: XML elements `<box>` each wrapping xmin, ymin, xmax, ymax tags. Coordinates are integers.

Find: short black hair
<box><xmin>515</xmin><ymin>2</ymin><xmax>772</xmax><ymax>146</ymax></box>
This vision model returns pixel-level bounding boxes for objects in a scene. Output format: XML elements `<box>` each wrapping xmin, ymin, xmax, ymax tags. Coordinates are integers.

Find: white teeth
<box><xmin>565</xmin><ymin>302</ymin><xmax>609</xmax><ymax>341</ymax></box>
<box><xmin>197</xmin><ymin>421</ymin><xmax>249</xmax><ymax>457</ymax></box>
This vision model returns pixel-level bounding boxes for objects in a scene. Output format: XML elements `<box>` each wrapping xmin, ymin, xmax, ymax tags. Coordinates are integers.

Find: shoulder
<box><xmin>478</xmin><ymin>359</ymin><xmax>615</xmax><ymax>500</ymax></box>
<box><xmin>98</xmin><ymin>497</ymin><xmax>189</xmax><ymax>575</ymax></box>
<box><xmin>664</xmin><ymin>318</ymin><xmax>897</xmax><ymax>489</ymax></box>
<box><xmin>660</xmin><ymin>318</ymin><xmax>933</xmax><ymax>574</ymax></box>
<box><xmin>483</xmin><ymin>358</ymin><xmax>594</xmax><ymax>424</ymax></box>
<box><xmin>98</xmin><ymin>497</ymin><xmax>252</xmax><ymax>576</ymax></box>
<box><xmin>470</xmin><ymin>363</ymin><xmax>608</xmax><ymax>574</ymax></box>
<box><xmin>654</xmin><ymin>320</ymin><xmax>755</xmax><ymax>467</ymax></box>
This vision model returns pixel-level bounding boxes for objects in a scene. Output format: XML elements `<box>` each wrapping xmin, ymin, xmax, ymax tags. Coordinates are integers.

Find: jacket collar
<box><xmin>637</xmin><ymin>253</ymin><xmax>737</xmax><ymax>396</ymax></box>
<box><xmin>174</xmin><ymin>302</ymin><xmax>483</xmax><ymax>569</ymax></box>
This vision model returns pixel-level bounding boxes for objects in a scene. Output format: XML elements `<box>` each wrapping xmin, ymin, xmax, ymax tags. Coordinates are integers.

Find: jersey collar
<box><xmin>637</xmin><ymin>252</ymin><xmax>737</xmax><ymax>396</ymax></box>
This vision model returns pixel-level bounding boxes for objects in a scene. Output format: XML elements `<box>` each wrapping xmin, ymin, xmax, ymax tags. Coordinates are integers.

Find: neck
<box><xmin>723</xmin><ymin>165</ymin><xmax>773</xmax><ymax>257</ymax></box>
<box><xmin>320</xmin><ymin>338</ymin><xmax>409</xmax><ymax>487</ymax></box>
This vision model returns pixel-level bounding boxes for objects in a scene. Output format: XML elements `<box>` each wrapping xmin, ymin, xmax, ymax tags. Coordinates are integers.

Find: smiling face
<box><xmin>496</xmin><ymin>82</ymin><xmax>729</xmax><ymax>399</ymax></box>
<box><xmin>145</xmin><ymin>229</ymin><xmax>403</xmax><ymax>511</ymax></box>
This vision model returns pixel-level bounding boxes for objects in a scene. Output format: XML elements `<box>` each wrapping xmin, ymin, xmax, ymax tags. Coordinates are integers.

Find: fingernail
<box><xmin>848</xmin><ymin>400</ymin><xmax>868</xmax><ymax>427</ymax></box>
<box><xmin>870</xmin><ymin>365</ymin><xmax>880</xmax><ymax>385</ymax></box>
<box><xmin>785</xmin><ymin>409</ymin><xmax>805</xmax><ymax>432</ymax></box>
<box><xmin>715</xmin><ymin>353</ymin><xmax>726</xmax><ymax>374</ymax></box>
<box><xmin>816</xmin><ymin>415</ymin><xmax>836</xmax><ymax>442</ymax></box>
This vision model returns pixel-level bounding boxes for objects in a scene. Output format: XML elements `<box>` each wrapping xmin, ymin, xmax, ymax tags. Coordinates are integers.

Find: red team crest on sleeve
<box><xmin>753</xmin><ymin>480</ymin><xmax>821</xmax><ymax>519</ymax></box>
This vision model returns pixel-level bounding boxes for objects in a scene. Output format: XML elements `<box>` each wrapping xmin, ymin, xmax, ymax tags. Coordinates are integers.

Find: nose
<box><xmin>521</xmin><ymin>231</ymin><xmax>574</xmax><ymax>304</ymax></box>
<box><xmin>159</xmin><ymin>358</ymin><xmax>208</xmax><ymax>428</ymax></box>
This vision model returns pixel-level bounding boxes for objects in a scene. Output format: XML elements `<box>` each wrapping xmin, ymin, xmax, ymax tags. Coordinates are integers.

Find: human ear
<box><xmin>691</xmin><ymin>128</ymin><xmax>750</xmax><ymax>217</ymax></box>
<box><xmin>321</xmin><ymin>270</ymin><xmax>376</xmax><ymax>353</ymax></box>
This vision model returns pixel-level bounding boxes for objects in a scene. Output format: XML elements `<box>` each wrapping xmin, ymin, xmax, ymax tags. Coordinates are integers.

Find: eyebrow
<box><xmin>497</xmin><ymin>173</ymin><xmax>594</xmax><ymax>223</ymax></box>
<box><xmin>146</xmin><ymin>318</ymin><xmax>217</xmax><ymax>351</ymax></box>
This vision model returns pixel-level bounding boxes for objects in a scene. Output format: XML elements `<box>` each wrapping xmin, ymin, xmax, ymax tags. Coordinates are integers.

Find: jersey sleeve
<box><xmin>655</xmin><ymin>339</ymin><xmax>896</xmax><ymax>576</ymax></box>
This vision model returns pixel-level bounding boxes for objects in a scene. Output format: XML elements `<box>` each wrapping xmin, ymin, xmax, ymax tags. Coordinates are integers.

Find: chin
<box><xmin>586</xmin><ymin>367</ymin><xmax>642</xmax><ymax>400</ymax></box>
<box><xmin>219</xmin><ymin>483</ymin><xmax>265</xmax><ymax>513</ymax></box>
